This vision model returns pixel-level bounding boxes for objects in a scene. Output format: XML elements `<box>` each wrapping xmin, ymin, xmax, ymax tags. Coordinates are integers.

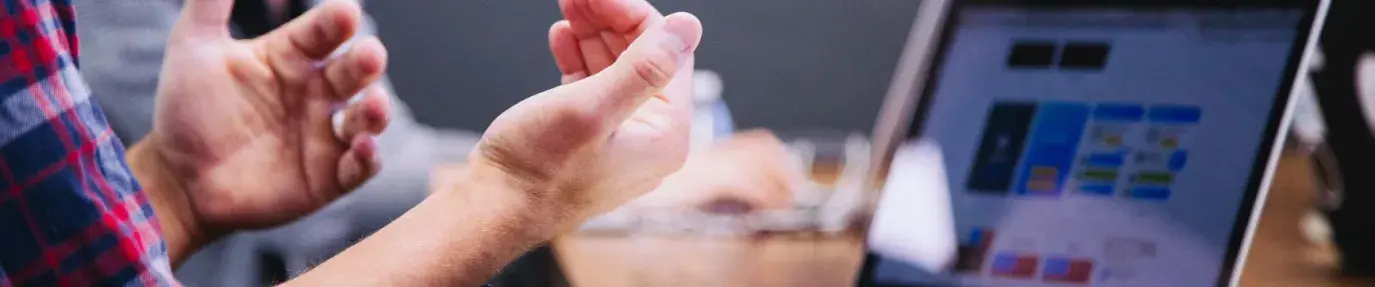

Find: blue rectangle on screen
<box><xmin>1169</xmin><ymin>151</ymin><xmax>1188</xmax><ymax>171</ymax></box>
<box><xmin>1092</xmin><ymin>104</ymin><xmax>1145</xmax><ymax>122</ymax></box>
<box><xmin>1084</xmin><ymin>152</ymin><xmax>1125</xmax><ymax>167</ymax></box>
<box><xmin>1079</xmin><ymin>184</ymin><xmax>1115</xmax><ymax>196</ymax></box>
<box><xmin>968</xmin><ymin>228</ymin><xmax>987</xmax><ymax>245</ymax></box>
<box><xmin>991</xmin><ymin>253</ymin><xmax>1019</xmax><ymax>272</ymax></box>
<box><xmin>1130</xmin><ymin>186</ymin><xmax>1171</xmax><ymax>200</ymax></box>
<box><xmin>1147</xmin><ymin>105</ymin><xmax>1202</xmax><ymax>124</ymax></box>
<box><xmin>1043</xmin><ymin>258</ymin><xmax>1069</xmax><ymax>274</ymax></box>
<box><xmin>1015</xmin><ymin>102</ymin><xmax>1090</xmax><ymax>196</ymax></box>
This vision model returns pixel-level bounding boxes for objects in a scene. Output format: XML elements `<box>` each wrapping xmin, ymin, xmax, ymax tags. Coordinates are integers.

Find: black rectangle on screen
<box><xmin>1006</xmin><ymin>41</ymin><xmax>1057</xmax><ymax>68</ymax></box>
<box><xmin>966</xmin><ymin>102</ymin><xmax>1038</xmax><ymax>194</ymax></box>
<box><xmin>1059</xmin><ymin>42</ymin><xmax>1111</xmax><ymax>70</ymax></box>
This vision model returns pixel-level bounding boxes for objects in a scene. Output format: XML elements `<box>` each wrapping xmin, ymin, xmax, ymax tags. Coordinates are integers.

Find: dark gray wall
<box><xmin>367</xmin><ymin>1</ymin><xmax>921</xmax><ymax>134</ymax></box>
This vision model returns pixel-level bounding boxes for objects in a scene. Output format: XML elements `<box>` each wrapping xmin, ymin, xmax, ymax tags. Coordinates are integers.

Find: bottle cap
<box><xmin>693</xmin><ymin>70</ymin><xmax>723</xmax><ymax>103</ymax></box>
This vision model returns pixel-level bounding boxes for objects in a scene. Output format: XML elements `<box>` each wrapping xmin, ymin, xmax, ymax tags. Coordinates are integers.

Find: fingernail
<box><xmin>357</xmin><ymin>135</ymin><xmax>380</xmax><ymax>163</ymax></box>
<box><xmin>662</xmin><ymin>13</ymin><xmax>702</xmax><ymax>55</ymax></box>
<box><xmin>332</xmin><ymin>111</ymin><xmax>348</xmax><ymax>140</ymax></box>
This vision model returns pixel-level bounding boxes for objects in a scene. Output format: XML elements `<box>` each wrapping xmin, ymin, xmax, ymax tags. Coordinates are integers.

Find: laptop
<box><xmin>856</xmin><ymin>0</ymin><xmax>1330</xmax><ymax>286</ymax></box>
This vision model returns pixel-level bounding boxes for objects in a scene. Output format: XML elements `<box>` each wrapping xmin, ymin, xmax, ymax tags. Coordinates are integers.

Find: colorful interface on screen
<box><xmin>874</xmin><ymin>7</ymin><xmax>1304</xmax><ymax>286</ymax></box>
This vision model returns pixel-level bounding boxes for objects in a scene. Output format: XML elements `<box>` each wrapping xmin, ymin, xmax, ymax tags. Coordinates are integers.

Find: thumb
<box><xmin>567</xmin><ymin>12</ymin><xmax>702</xmax><ymax>133</ymax></box>
<box><xmin>172</xmin><ymin>0</ymin><xmax>234</xmax><ymax>41</ymax></box>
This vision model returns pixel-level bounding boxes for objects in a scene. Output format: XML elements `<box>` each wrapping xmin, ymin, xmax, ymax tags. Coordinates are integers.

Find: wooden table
<box><xmin>555</xmin><ymin>234</ymin><xmax>863</xmax><ymax>287</ymax></box>
<box><xmin>553</xmin><ymin>153</ymin><xmax>1370</xmax><ymax>286</ymax></box>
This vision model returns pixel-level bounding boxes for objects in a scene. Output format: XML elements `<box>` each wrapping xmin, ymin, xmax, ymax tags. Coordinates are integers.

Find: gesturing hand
<box><xmin>136</xmin><ymin>0</ymin><xmax>391</xmax><ymax>243</ymax></box>
<box><xmin>463</xmin><ymin>0</ymin><xmax>702</xmax><ymax>230</ymax></box>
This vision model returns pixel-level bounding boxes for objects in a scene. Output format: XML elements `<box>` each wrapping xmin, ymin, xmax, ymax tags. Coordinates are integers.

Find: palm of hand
<box><xmin>150</xmin><ymin>2</ymin><xmax>388</xmax><ymax>230</ymax></box>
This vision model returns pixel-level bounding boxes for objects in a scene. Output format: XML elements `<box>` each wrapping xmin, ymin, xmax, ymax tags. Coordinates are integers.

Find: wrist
<box><xmin>446</xmin><ymin>163</ymin><xmax>579</xmax><ymax>238</ymax></box>
<box><xmin>290</xmin><ymin>164</ymin><xmax>574</xmax><ymax>286</ymax></box>
<box><xmin>128</xmin><ymin>133</ymin><xmax>215</xmax><ymax>266</ymax></box>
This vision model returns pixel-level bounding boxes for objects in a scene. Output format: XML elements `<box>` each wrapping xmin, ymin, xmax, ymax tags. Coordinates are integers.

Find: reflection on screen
<box><xmin>874</xmin><ymin>7</ymin><xmax>1304</xmax><ymax>287</ymax></box>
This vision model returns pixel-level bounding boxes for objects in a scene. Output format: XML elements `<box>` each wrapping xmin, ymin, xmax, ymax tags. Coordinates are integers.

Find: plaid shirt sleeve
<box><xmin>1</xmin><ymin>0</ymin><xmax>177</xmax><ymax>286</ymax></box>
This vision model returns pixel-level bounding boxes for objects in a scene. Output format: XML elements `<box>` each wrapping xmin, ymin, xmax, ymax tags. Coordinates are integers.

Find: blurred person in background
<box><xmin>1307</xmin><ymin>0</ymin><xmax>1375</xmax><ymax>277</ymax></box>
<box><xmin>631</xmin><ymin>130</ymin><xmax>800</xmax><ymax>213</ymax></box>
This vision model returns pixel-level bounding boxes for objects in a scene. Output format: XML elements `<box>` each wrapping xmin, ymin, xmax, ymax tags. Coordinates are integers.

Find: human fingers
<box><xmin>335</xmin><ymin>133</ymin><xmax>382</xmax><ymax>191</ymax></box>
<box><xmin>332</xmin><ymin>86</ymin><xmax>392</xmax><ymax>143</ymax></box>
<box><xmin>561</xmin><ymin>0</ymin><xmax>661</xmax><ymax>35</ymax></box>
<box><xmin>257</xmin><ymin>0</ymin><xmax>363</xmax><ymax>60</ymax></box>
<box><xmin>559</xmin><ymin>0</ymin><xmax>663</xmax><ymax>74</ymax></box>
<box><xmin>550</xmin><ymin>20</ymin><xmax>589</xmax><ymax>84</ymax></box>
<box><xmin>322</xmin><ymin>37</ymin><xmax>388</xmax><ymax>100</ymax></box>
<box><xmin>555</xmin><ymin>12</ymin><xmax>702</xmax><ymax>135</ymax></box>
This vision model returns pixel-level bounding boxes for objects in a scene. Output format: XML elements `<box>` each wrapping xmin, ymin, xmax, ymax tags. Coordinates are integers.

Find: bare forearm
<box><xmin>284</xmin><ymin>174</ymin><xmax>562</xmax><ymax>286</ymax></box>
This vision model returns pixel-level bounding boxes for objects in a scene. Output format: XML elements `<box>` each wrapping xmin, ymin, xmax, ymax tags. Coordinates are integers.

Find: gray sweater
<box><xmin>75</xmin><ymin>0</ymin><xmax>479</xmax><ymax>285</ymax></box>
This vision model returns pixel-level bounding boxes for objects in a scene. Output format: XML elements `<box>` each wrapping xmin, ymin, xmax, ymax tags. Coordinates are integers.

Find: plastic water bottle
<box><xmin>691</xmin><ymin>70</ymin><xmax>734</xmax><ymax>151</ymax></box>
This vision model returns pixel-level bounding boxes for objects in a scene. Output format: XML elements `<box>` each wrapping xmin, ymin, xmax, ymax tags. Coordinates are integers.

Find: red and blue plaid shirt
<box><xmin>1</xmin><ymin>0</ymin><xmax>176</xmax><ymax>286</ymax></box>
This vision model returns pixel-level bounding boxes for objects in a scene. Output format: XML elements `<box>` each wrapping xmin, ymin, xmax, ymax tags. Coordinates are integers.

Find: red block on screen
<box><xmin>989</xmin><ymin>253</ymin><xmax>1039</xmax><ymax>279</ymax></box>
<box><xmin>1041</xmin><ymin>258</ymin><xmax>1094</xmax><ymax>283</ymax></box>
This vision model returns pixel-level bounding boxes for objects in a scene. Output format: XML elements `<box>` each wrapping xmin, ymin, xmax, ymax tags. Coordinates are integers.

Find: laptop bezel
<box><xmin>859</xmin><ymin>0</ymin><xmax>1330</xmax><ymax>286</ymax></box>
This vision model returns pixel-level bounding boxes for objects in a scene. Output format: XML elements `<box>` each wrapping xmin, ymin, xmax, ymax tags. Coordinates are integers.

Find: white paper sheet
<box><xmin>866</xmin><ymin>140</ymin><xmax>957</xmax><ymax>272</ymax></box>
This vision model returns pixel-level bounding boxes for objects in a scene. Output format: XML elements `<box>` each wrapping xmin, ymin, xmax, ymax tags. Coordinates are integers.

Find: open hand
<box><xmin>141</xmin><ymin>0</ymin><xmax>391</xmax><ymax>234</ymax></box>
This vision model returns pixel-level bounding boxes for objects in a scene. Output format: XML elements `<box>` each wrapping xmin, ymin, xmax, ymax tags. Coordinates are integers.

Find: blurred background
<box><xmin>365</xmin><ymin>1</ymin><xmax>1375</xmax><ymax>286</ymax></box>
<box><xmin>364</xmin><ymin>3</ymin><xmax>920</xmax><ymax>285</ymax></box>
<box><xmin>367</xmin><ymin>0</ymin><xmax>917</xmax><ymax>133</ymax></box>
<box><xmin>75</xmin><ymin>0</ymin><xmax>1375</xmax><ymax>286</ymax></box>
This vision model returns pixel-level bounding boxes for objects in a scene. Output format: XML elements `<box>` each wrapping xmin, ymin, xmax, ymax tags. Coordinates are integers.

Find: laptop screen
<box><xmin>870</xmin><ymin>5</ymin><xmax>1311</xmax><ymax>287</ymax></box>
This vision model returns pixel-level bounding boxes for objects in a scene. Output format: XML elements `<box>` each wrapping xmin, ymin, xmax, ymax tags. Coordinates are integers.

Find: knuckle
<box><xmin>630</xmin><ymin>51</ymin><xmax>677</xmax><ymax>89</ymax></box>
